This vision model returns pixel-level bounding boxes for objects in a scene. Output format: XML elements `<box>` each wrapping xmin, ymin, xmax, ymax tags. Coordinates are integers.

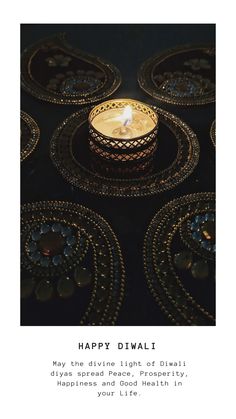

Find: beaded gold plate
<box><xmin>144</xmin><ymin>193</ymin><xmax>215</xmax><ymax>326</ymax></box>
<box><xmin>50</xmin><ymin>105</ymin><xmax>200</xmax><ymax>198</ymax></box>
<box><xmin>21</xmin><ymin>111</ymin><xmax>40</xmax><ymax>162</ymax></box>
<box><xmin>138</xmin><ymin>44</ymin><xmax>215</xmax><ymax>106</ymax></box>
<box><xmin>21</xmin><ymin>201</ymin><xmax>125</xmax><ymax>326</ymax></box>
<box><xmin>21</xmin><ymin>33</ymin><xmax>121</xmax><ymax>105</ymax></box>
<box><xmin>210</xmin><ymin>120</ymin><xmax>216</xmax><ymax>146</ymax></box>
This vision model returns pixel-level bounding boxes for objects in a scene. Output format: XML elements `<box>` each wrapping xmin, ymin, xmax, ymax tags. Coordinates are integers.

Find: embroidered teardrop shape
<box><xmin>21</xmin><ymin>33</ymin><xmax>121</xmax><ymax>105</ymax></box>
<box><xmin>138</xmin><ymin>44</ymin><xmax>215</xmax><ymax>106</ymax></box>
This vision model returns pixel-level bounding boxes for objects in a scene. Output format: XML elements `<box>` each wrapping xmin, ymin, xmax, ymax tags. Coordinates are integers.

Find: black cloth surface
<box><xmin>21</xmin><ymin>24</ymin><xmax>215</xmax><ymax>326</ymax></box>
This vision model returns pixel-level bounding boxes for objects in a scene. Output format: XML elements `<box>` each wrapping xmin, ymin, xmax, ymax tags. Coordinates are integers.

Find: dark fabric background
<box><xmin>21</xmin><ymin>24</ymin><xmax>215</xmax><ymax>326</ymax></box>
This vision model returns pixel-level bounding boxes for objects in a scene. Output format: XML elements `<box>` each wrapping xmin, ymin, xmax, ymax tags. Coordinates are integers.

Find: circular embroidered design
<box><xmin>138</xmin><ymin>44</ymin><xmax>215</xmax><ymax>106</ymax></box>
<box><xmin>180</xmin><ymin>212</ymin><xmax>215</xmax><ymax>261</ymax></box>
<box><xmin>144</xmin><ymin>193</ymin><xmax>215</xmax><ymax>325</ymax></box>
<box><xmin>50</xmin><ymin>105</ymin><xmax>200</xmax><ymax>198</ymax></box>
<box><xmin>21</xmin><ymin>33</ymin><xmax>121</xmax><ymax>105</ymax></box>
<box><xmin>21</xmin><ymin>111</ymin><xmax>40</xmax><ymax>162</ymax></box>
<box><xmin>60</xmin><ymin>75</ymin><xmax>103</xmax><ymax>96</ymax></box>
<box><xmin>157</xmin><ymin>72</ymin><xmax>214</xmax><ymax>98</ymax></box>
<box><xmin>21</xmin><ymin>201</ymin><xmax>125</xmax><ymax>326</ymax></box>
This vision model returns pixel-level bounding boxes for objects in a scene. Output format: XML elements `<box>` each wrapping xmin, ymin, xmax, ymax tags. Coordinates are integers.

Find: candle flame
<box><xmin>121</xmin><ymin>105</ymin><xmax>132</xmax><ymax>126</ymax></box>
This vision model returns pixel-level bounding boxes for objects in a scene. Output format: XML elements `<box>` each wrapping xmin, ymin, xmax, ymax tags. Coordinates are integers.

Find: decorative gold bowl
<box><xmin>88</xmin><ymin>99</ymin><xmax>159</xmax><ymax>169</ymax></box>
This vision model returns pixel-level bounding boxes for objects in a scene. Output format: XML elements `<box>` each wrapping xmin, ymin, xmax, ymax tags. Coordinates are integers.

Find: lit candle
<box><xmin>88</xmin><ymin>99</ymin><xmax>158</xmax><ymax>168</ymax></box>
<box><xmin>90</xmin><ymin>102</ymin><xmax>156</xmax><ymax>139</ymax></box>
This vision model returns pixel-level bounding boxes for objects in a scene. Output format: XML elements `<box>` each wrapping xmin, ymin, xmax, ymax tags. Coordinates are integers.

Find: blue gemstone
<box><xmin>194</xmin><ymin>215</ymin><xmax>203</xmax><ymax>223</ymax></box>
<box><xmin>64</xmin><ymin>246</ymin><xmax>73</xmax><ymax>257</ymax></box>
<box><xmin>52</xmin><ymin>255</ymin><xmax>63</xmax><ymax>266</ymax></box>
<box><xmin>202</xmin><ymin>241</ymin><xmax>214</xmax><ymax>252</ymax></box>
<box><xmin>61</xmin><ymin>226</ymin><xmax>72</xmax><ymax>237</ymax></box>
<box><xmin>30</xmin><ymin>251</ymin><xmax>41</xmax><ymax>262</ymax></box>
<box><xmin>66</xmin><ymin>235</ymin><xmax>76</xmax><ymax>246</ymax></box>
<box><xmin>51</xmin><ymin>223</ymin><xmax>62</xmax><ymax>233</ymax></box>
<box><xmin>28</xmin><ymin>241</ymin><xmax>37</xmax><ymax>253</ymax></box>
<box><xmin>40</xmin><ymin>257</ymin><xmax>50</xmax><ymax>267</ymax></box>
<box><xmin>205</xmin><ymin>213</ymin><xmax>215</xmax><ymax>222</ymax></box>
<box><xmin>192</xmin><ymin>231</ymin><xmax>202</xmax><ymax>241</ymax></box>
<box><xmin>31</xmin><ymin>230</ymin><xmax>41</xmax><ymax>241</ymax></box>
<box><xmin>190</xmin><ymin>221</ymin><xmax>198</xmax><ymax>230</ymax></box>
<box><xmin>40</xmin><ymin>224</ymin><xmax>50</xmax><ymax>234</ymax></box>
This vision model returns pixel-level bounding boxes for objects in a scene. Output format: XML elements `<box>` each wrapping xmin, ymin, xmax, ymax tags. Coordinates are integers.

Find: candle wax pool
<box><xmin>92</xmin><ymin>108</ymin><xmax>156</xmax><ymax>139</ymax></box>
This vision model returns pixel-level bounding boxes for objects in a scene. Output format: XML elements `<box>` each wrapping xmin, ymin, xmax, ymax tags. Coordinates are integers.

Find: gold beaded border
<box><xmin>138</xmin><ymin>44</ymin><xmax>215</xmax><ymax>106</ymax></box>
<box><xmin>50</xmin><ymin>105</ymin><xmax>200</xmax><ymax>198</ymax></box>
<box><xmin>21</xmin><ymin>201</ymin><xmax>125</xmax><ymax>326</ymax></box>
<box><xmin>165</xmin><ymin>212</ymin><xmax>215</xmax><ymax>323</ymax></box>
<box><xmin>143</xmin><ymin>192</ymin><xmax>215</xmax><ymax>326</ymax></box>
<box><xmin>21</xmin><ymin>33</ymin><xmax>122</xmax><ymax>105</ymax></box>
<box><xmin>21</xmin><ymin>111</ymin><xmax>40</xmax><ymax>162</ymax></box>
<box><xmin>210</xmin><ymin>120</ymin><xmax>216</xmax><ymax>147</ymax></box>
